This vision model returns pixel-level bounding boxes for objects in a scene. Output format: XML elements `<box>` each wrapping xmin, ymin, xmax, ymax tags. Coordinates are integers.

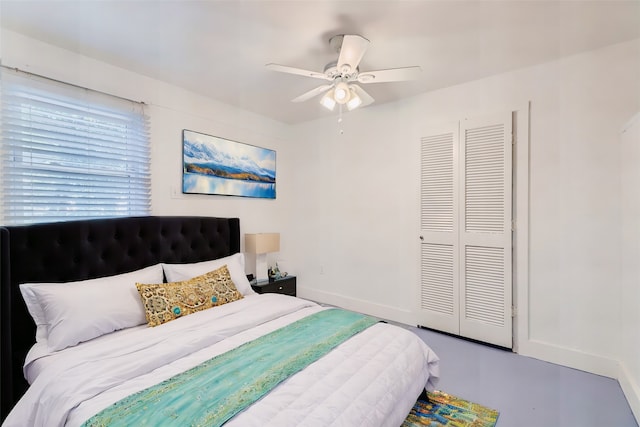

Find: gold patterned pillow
<box><xmin>136</xmin><ymin>264</ymin><xmax>243</xmax><ymax>327</ymax></box>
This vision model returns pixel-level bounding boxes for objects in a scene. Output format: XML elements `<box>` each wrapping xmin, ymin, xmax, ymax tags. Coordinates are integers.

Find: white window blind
<box><xmin>0</xmin><ymin>68</ymin><xmax>150</xmax><ymax>225</ymax></box>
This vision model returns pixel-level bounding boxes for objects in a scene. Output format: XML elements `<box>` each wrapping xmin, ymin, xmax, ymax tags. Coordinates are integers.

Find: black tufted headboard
<box><xmin>0</xmin><ymin>216</ymin><xmax>240</xmax><ymax>420</ymax></box>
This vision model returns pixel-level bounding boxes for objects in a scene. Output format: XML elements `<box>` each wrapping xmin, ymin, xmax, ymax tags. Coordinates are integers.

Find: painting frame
<box><xmin>182</xmin><ymin>129</ymin><xmax>276</xmax><ymax>199</ymax></box>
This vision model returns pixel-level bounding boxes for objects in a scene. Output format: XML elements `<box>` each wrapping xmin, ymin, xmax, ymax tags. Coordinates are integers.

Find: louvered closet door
<box><xmin>418</xmin><ymin>113</ymin><xmax>512</xmax><ymax>348</ymax></box>
<box><xmin>459</xmin><ymin>113</ymin><xmax>512</xmax><ymax>348</ymax></box>
<box><xmin>418</xmin><ymin>122</ymin><xmax>460</xmax><ymax>335</ymax></box>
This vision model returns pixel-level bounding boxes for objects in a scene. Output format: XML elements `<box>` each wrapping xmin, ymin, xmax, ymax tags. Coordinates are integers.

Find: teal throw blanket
<box><xmin>82</xmin><ymin>308</ymin><xmax>378</xmax><ymax>427</ymax></box>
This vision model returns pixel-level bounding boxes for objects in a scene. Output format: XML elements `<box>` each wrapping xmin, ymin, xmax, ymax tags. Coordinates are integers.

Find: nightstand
<box><xmin>251</xmin><ymin>276</ymin><xmax>296</xmax><ymax>296</ymax></box>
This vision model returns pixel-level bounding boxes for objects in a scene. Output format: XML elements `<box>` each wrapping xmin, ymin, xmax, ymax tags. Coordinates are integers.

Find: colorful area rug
<box><xmin>402</xmin><ymin>390</ymin><xmax>499</xmax><ymax>427</ymax></box>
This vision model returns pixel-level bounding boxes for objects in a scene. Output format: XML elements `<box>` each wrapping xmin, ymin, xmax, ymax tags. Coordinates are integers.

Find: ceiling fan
<box><xmin>266</xmin><ymin>34</ymin><xmax>421</xmax><ymax>112</ymax></box>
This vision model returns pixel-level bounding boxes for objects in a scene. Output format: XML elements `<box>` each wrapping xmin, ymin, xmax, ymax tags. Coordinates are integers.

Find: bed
<box><xmin>0</xmin><ymin>216</ymin><xmax>439</xmax><ymax>426</ymax></box>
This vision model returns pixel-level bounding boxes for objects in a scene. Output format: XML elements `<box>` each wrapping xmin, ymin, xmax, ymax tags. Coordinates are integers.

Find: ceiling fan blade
<box><xmin>351</xmin><ymin>84</ymin><xmax>374</xmax><ymax>107</ymax></box>
<box><xmin>337</xmin><ymin>35</ymin><xmax>370</xmax><ymax>73</ymax></box>
<box><xmin>291</xmin><ymin>84</ymin><xmax>333</xmax><ymax>103</ymax></box>
<box><xmin>266</xmin><ymin>63</ymin><xmax>330</xmax><ymax>80</ymax></box>
<box><xmin>357</xmin><ymin>66</ymin><xmax>422</xmax><ymax>83</ymax></box>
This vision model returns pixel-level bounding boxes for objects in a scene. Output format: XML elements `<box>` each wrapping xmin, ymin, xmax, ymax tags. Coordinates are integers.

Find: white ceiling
<box><xmin>2</xmin><ymin>0</ymin><xmax>639</xmax><ymax>124</ymax></box>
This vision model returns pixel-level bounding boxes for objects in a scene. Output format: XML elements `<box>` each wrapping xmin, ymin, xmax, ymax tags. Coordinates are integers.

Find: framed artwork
<box><xmin>182</xmin><ymin>130</ymin><xmax>276</xmax><ymax>199</ymax></box>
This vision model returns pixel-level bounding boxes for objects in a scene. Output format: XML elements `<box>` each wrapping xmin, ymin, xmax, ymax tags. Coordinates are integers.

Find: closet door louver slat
<box><xmin>421</xmin><ymin>243</ymin><xmax>455</xmax><ymax>316</ymax></box>
<box><xmin>464</xmin><ymin>246</ymin><xmax>505</xmax><ymax>327</ymax></box>
<box><xmin>464</xmin><ymin>124</ymin><xmax>507</xmax><ymax>233</ymax></box>
<box><xmin>421</xmin><ymin>132</ymin><xmax>455</xmax><ymax>232</ymax></box>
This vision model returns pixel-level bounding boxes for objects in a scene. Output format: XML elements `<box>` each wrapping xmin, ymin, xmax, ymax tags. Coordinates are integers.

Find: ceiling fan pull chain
<box><xmin>338</xmin><ymin>104</ymin><xmax>344</xmax><ymax>135</ymax></box>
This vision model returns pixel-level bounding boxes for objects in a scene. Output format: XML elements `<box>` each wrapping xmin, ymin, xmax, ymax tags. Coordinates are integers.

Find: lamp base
<box><xmin>255</xmin><ymin>254</ymin><xmax>269</xmax><ymax>282</ymax></box>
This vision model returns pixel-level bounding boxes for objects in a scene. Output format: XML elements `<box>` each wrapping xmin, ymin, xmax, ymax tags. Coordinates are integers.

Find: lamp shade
<box><xmin>346</xmin><ymin>89</ymin><xmax>362</xmax><ymax>110</ymax></box>
<box><xmin>334</xmin><ymin>82</ymin><xmax>350</xmax><ymax>104</ymax></box>
<box><xmin>245</xmin><ymin>233</ymin><xmax>280</xmax><ymax>254</ymax></box>
<box><xmin>320</xmin><ymin>90</ymin><xmax>337</xmax><ymax>111</ymax></box>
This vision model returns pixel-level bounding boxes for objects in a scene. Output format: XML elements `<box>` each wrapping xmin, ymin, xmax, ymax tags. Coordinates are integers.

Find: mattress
<box><xmin>4</xmin><ymin>294</ymin><xmax>440</xmax><ymax>427</ymax></box>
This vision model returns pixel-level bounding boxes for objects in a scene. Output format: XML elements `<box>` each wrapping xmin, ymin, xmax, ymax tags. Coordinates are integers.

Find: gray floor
<box><xmin>409</xmin><ymin>326</ymin><xmax>638</xmax><ymax>427</ymax></box>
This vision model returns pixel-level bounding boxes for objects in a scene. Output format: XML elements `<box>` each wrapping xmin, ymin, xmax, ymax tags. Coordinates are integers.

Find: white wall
<box><xmin>0</xmin><ymin>30</ymin><xmax>296</xmax><ymax>273</ymax></box>
<box><xmin>620</xmin><ymin>112</ymin><xmax>640</xmax><ymax>420</ymax></box>
<box><xmin>291</xmin><ymin>38</ymin><xmax>640</xmax><ymax>384</ymax></box>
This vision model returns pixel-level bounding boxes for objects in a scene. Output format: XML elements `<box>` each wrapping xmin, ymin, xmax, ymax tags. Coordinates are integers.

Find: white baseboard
<box><xmin>517</xmin><ymin>337</ymin><xmax>640</xmax><ymax>423</ymax></box>
<box><xmin>298</xmin><ymin>287</ymin><xmax>414</xmax><ymax>325</ymax></box>
<box><xmin>619</xmin><ymin>362</ymin><xmax>640</xmax><ymax>423</ymax></box>
<box><xmin>517</xmin><ymin>338</ymin><xmax>619</xmax><ymax>378</ymax></box>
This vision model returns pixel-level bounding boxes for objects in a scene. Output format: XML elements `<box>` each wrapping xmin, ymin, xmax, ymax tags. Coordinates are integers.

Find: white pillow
<box><xmin>20</xmin><ymin>264</ymin><xmax>164</xmax><ymax>352</ymax></box>
<box><xmin>162</xmin><ymin>253</ymin><xmax>255</xmax><ymax>296</ymax></box>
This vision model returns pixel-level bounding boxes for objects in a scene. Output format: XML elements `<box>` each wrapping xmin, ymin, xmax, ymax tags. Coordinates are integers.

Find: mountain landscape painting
<box><xmin>183</xmin><ymin>130</ymin><xmax>276</xmax><ymax>198</ymax></box>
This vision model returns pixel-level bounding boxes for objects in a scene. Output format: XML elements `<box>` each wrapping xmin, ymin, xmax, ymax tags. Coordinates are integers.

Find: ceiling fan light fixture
<box><xmin>320</xmin><ymin>89</ymin><xmax>337</xmax><ymax>111</ymax></box>
<box><xmin>333</xmin><ymin>82</ymin><xmax>351</xmax><ymax>104</ymax></box>
<box><xmin>346</xmin><ymin>90</ymin><xmax>362</xmax><ymax>111</ymax></box>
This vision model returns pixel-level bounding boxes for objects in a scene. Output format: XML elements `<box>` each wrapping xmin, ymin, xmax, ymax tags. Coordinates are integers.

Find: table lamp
<box><xmin>245</xmin><ymin>233</ymin><xmax>280</xmax><ymax>282</ymax></box>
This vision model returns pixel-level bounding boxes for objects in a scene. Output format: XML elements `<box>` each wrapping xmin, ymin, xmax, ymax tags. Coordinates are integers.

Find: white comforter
<box><xmin>4</xmin><ymin>294</ymin><xmax>440</xmax><ymax>427</ymax></box>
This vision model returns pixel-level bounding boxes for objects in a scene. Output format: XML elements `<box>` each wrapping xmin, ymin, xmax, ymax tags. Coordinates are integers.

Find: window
<box><xmin>0</xmin><ymin>68</ymin><xmax>150</xmax><ymax>225</ymax></box>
